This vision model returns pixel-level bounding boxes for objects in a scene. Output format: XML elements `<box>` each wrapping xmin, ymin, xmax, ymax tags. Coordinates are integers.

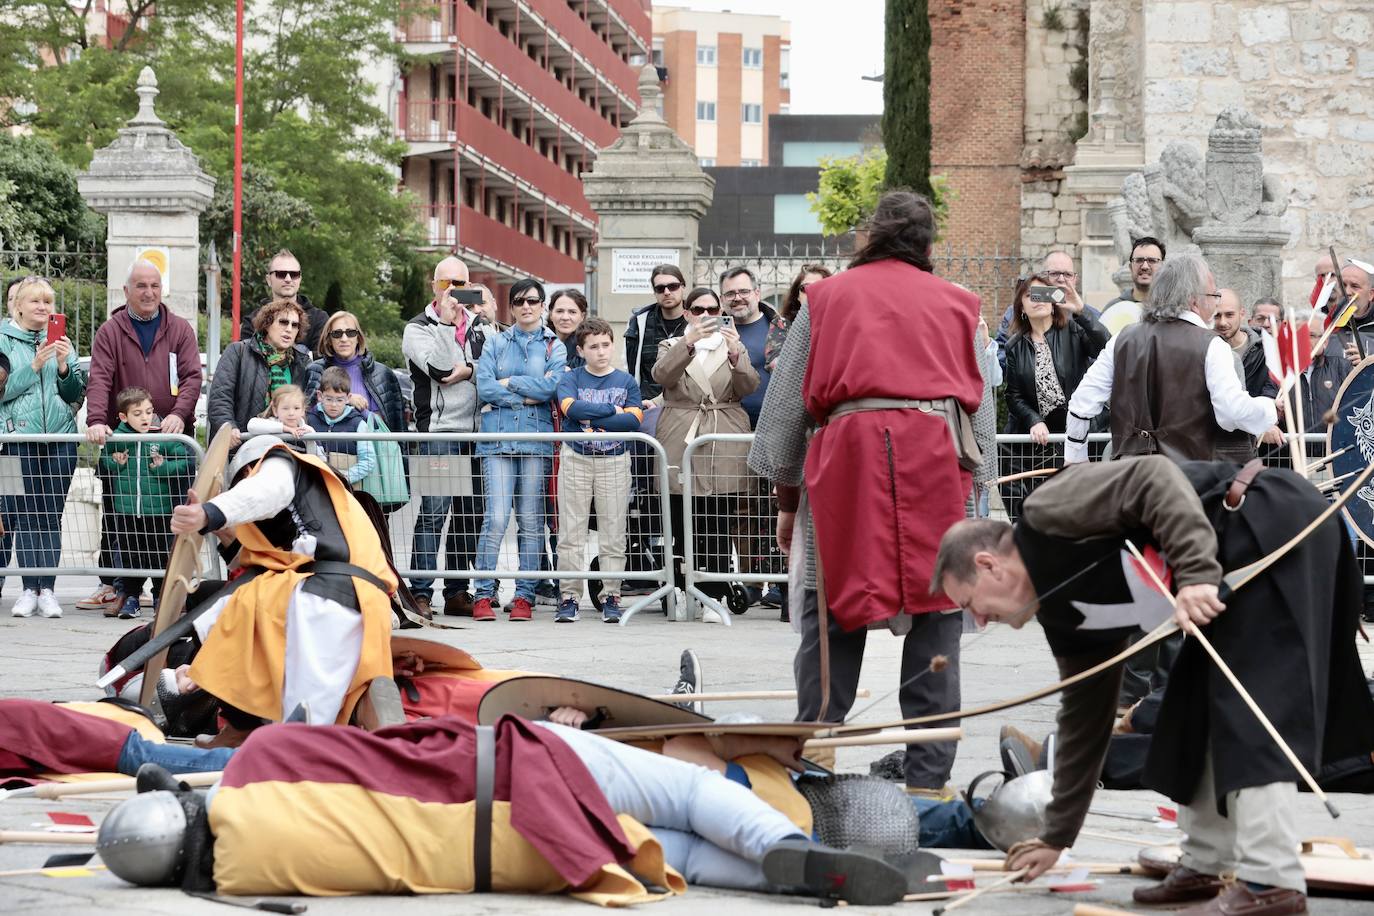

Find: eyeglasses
<box><xmin>329</xmin><ymin>328</ymin><xmax>360</xmax><ymax>340</ymax></box>
<box><xmin>275</xmin><ymin>318</ymin><xmax>301</xmax><ymax>329</ymax></box>
<box><xmin>1204</xmin><ymin>291</ymin><xmax>1223</xmax><ymax>300</ymax></box>
<box><xmin>1131</xmin><ymin>257</ymin><xmax>1162</xmax><ymax>267</ymax></box>
<box><xmin>688</xmin><ymin>304</ymin><xmax>722</xmax><ymax>315</ymax></box>
<box><xmin>436</xmin><ymin>278</ymin><xmax>467</xmax><ymax>289</ymax></box>
<box><xmin>270</xmin><ymin>270</ymin><xmax>302</xmax><ymax>280</ymax></box>
<box><xmin>1046</xmin><ymin>270</ymin><xmax>1075</xmax><ymax>281</ymax></box>
<box><xmin>653</xmin><ymin>281</ymin><xmax>683</xmax><ymax>295</ymax></box>
<box><xmin>513</xmin><ymin>296</ymin><xmax>544</xmax><ymax>307</ymax></box>
<box><xmin>722</xmin><ymin>289</ymin><xmax>754</xmax><ymax>300</ymax></box>
<box><xmin>319</xmin><ymin>394</ymin><xmax>349</xmax><ymax>406</ymax></box>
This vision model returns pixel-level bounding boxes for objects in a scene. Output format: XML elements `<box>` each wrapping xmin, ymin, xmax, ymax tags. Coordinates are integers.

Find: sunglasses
<box><xmin>688</xmin><ymin>304</ymin><xmax>722</xmax><ymax>315</ymax></box>
<box><xmin>436</xmin><ymin>278</ymin><xmax>467</xmax><ymax>289</ymax></box>
<box><xmin>275</xmin><ymin>318</ymin><xmax>301</xmax><ymax>329</ymax></box>
<box><xmin>329</xmin><ymin>328</ymin><xmax>360</xmax><ymax>340</ymax></box>
<box><xmin>653</xmin><ymin>281</ymin><xmax>683</xmax><ymax>295</ymax></box>
<box><xmin>270</xmin><ymin>270</ymin><xmax>302</xmax><ymax>280</ymax></box>
<box><xmin>513</xmin><ymin>296</ymin><xmax>544</xmax><ymax>307</ymax></box>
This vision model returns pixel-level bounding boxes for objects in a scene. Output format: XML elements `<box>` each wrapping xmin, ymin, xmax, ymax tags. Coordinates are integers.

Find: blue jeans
<box><xmin>473</xmin><ymin>455</ymin><xmax>545</xmax><ymax>600</ymax></box>
<box><xmin>409</xmin><ymin>440</ymin><xmax>480</xmax><ymax>601</ymax></box>
<box><xmin>117</xmin><ymin>731</ymin><xmax>236</xmax><ymax>776</ymax></box>
<box><xmin>12</xmin><ymin>441</ymin><xmax>77</xmax><ymax>591</ymax></box>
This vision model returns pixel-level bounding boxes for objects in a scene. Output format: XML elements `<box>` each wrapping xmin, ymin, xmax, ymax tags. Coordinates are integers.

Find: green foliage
<box><xmin>808</xmin><ymin>149</ymin><xmax>954</xmax><ymax>238</ymax></box>
<box><xmin>881</xmin><ymin>0</ymin><xmax>933</xmax><ymax>197</ymax></box>
<box><xmin>0</xmin><ymin>133</ymin><xmax>104</xmax><ymax>249</ymax></box>
<box><xmin>1</xmin><ymin>0</ymin><xmax>425</xmax><ymax>335</ymax></box>
<box><xmin>1042</xmin><ymin>3</ymin><xmax>1067</xmax><ymax>31</ymax></box>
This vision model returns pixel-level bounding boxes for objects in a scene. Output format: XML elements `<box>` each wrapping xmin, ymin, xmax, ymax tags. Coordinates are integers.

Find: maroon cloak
<box><xmin>802</xmin><ymin>259</ymin><xmax>983</xmax><ymax>629</ymax></box>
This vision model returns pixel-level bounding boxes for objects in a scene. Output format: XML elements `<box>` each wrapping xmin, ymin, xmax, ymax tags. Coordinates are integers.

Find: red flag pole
<box><xmin>230</xmin><ymin>0</ymin><xmax>245</xmax><ymax>340</ymax></box>
<box><xmin>1285</xmin><ymin>307</ymin><xmax>1308</xmax><ymax>477</ymax></box>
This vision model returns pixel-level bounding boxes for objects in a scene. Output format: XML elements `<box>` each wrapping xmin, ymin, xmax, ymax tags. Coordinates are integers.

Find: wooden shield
<box><xmin>137</xmin><ymin>426</ymin><xmax>234</xmax><ymax>711</ymax></box>
<box><xmin>390</xmin><ymin>636</ymin><xmax>483</xmax><ymax>672</ymax></box>
<box><xmin>477</xmin><ymin>675</ymin><xmax>711</xmax><ymax>729</ymax></box>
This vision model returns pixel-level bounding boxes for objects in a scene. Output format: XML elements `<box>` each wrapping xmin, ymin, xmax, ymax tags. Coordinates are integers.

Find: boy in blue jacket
<box><xmin>553</xmin><ymin>318</ymin><xmax>642</xmax><ymax>623</ymax></box>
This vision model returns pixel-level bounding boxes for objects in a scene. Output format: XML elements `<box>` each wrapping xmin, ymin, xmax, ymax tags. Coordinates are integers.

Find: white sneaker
<box><xmin>37</xmin><ymin>589</ymin><xmax>62</xmax><ymax>618</ymax></box>
<box><xmin>11</xmin><ymin>590</ymin><xmax>37</xmax><ymax>618</ymax></box>
<box><xmin>702</xmin><ymin>607</ymin><xmax>723</xmax><ymax>624</ymax></box>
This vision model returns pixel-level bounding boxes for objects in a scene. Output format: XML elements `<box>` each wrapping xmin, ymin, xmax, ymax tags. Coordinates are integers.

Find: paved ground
<box><xmin>2</xmin><ymin>576</ymin><xmax>1373</xmax><ymax>914</ymax></box>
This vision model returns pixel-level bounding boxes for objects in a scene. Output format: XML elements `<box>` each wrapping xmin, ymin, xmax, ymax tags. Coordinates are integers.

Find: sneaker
<box><xmin>76</xmin><ymin>584</ymin><xmax>119</xmax><ymax>611</ymax></box>
<box><xmin>904</xmin><ymin>784</ymin><xmax>958</xmax><ymax>802</ymax></box>
<box><xmin>10</xmin><ymin>589</ymin><xmax>37</xmax><ymax>618</ymax></box>
<box><xmin>761</xmin><ymin>838</ymin><xmax>907</xmax><ymax>906</ymax></box>
<box><xmin>509</xmin><ymin>597</ymin><xmax>533</xmax><ymax>621</ymax></box>
<box><xmin>37</xmin><ymin>589</ymin><xmax>63</xmax><ymax>619</ymax></box>
<box><xmin>999</xmin><ymin>724</ymin><xmax>1044</xmax><ymax>777</ymax></box>
<box><xmin>669</xmin><ymin>649</ymin><xmax>702</xmax><ymax>713</ymax></box>
<box><xmin>115</xmin><ymin>595</ymin><xmax>140</xmax><ymax>620</ymax></box>
<box><xmin>555</xmin><ymin>598</ymin><xmax>580</xmax><ymax>623</ymax></box>
<box><xmin>601</xmin><ymin>595</ymin><xmax>622</xmax><ymax>624</ymax></box>
<box><xmin>760</xmin><ymin>585</ymin><xmax>783</xmax><ymax>608</ymax></box>
<box><xmin>443</xmin><ymin>592</ymin><xmax>474</xmax><ymax>617</ymax></box>
<box><xmin>472</xmin><ymin>598</ymin><xmax>496</xmax><ymax>621</ymax></box>
<box><xmin>535</xmin><ymin>581</ymin><xmax>559</xmax><ymax>607</ymax></box>
<box><xmin>103</xmin><ymin>592</ymin><xmax>127</xmax><ymax>618</ymax></box>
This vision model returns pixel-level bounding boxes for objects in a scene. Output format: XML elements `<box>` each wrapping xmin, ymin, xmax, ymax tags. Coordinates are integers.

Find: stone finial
<box><xmin>634</xmin><ymin>64</ymin><xmax>666</xmax><ymax>126</ymax></box>
<box><xmin>130</xmin><ymin>66</ymin><xmax>164</xmax><ymax>128</ymax></box>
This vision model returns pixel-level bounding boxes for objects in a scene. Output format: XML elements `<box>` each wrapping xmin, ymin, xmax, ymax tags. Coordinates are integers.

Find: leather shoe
<box><xmin>412</xmin><ymin>595</ymin><xmax>432</xmax><ymax>618</ymax></box>
<box><xmin>1177</xmin><ymin>883</ymin><xmax>1306</xmax><ymax>915</ymax></box>
<box><xmin>194</xmin><ymin>722</ymin><xmax>255</xmax><ymax>750</ymax></box>
<box><xmin>443</xmin><ymin>591</ymin><xmax>474</xmax><ymax>617</ymax></box>
<box><xmin>1133</xmin><ymin>865</ymin><xmax>1226</xmax><ymax>906</ymax></box>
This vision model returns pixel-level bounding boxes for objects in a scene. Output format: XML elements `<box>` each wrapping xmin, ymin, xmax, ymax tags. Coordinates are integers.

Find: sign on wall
<box><xmin>611</xmin><ymin>248</ymin><xmax>679</xmax><ymax>295</ymax></box>
<box><xmin>134</xmin><ymin>246</ymin><xmax>171</xmax><ymax>291</ymax></box>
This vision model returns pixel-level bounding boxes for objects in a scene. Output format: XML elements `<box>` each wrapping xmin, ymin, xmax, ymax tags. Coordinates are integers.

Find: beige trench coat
<box><xmin>651</xmin><ymin>336</ymin><xmax>759</xmax><ymax>495</ymax></box>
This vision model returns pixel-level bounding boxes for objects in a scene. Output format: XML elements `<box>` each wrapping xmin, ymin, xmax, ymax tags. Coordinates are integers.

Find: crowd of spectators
<box><xmin>5</xmin><ymin>239</ymin><xmax>1368</xmax><ymax>623</ymax></box>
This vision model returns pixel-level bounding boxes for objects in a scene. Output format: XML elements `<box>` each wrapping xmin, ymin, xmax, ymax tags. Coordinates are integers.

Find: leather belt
<box><xmin>299</xmin><ymin>560</ymin><xmax>392</xmax><ymax>597</ymax></box>
<box><xmin>824</xmin><ymin>397</ymin><xmax>945</xmax><ymax>425</ymax></box>
<box><xmin>1224</xmin><ymin>459</ymin><xmax>1264</xmax><ymax>511</ymax></box>
<box><xmin>473</xmin><ymin>724</ymin><xmax>495</xmax><ymax>892</ymax></box>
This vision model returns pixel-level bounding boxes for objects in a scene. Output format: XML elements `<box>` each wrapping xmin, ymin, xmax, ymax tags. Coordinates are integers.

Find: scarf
<box><xmin>254</xmin><ymin>334</ymin><xmax>295</xmax><ymax>409</ymax></box>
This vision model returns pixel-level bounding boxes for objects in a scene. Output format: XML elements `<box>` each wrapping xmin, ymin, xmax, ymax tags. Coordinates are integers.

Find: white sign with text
<box><xmin>611</xmin><ymin>248</ymin><xmax>679</xmax><ymax>295</ymax></box>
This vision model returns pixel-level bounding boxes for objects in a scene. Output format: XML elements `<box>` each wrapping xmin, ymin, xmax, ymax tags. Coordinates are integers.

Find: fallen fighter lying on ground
<box><xmin>97</xmin><ymin>714</ymin><xmax>911</xmax><ymax>906</ymax></box>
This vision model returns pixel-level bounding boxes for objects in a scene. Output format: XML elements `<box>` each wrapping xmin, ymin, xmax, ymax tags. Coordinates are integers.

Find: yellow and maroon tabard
<box><xmin>188</xmin><ymin>447</ymin><xmax>397</xmax><ymax>724</ymax></box>
<box><xmin>210</xmin><ymin>716</ymin><xmax>685</xmax><ymax>904</ymax></box>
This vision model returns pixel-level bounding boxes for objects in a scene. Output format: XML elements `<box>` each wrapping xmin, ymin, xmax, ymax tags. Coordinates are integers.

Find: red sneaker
<box><xmin>472</xmin><ymin>598</ymin><xmax>496</xmax><ymax>621</ymax></box>
<box><xmin>509</xmin><ymin>597</ymin><xmax>533</xmax><ymax>621</ymax></box>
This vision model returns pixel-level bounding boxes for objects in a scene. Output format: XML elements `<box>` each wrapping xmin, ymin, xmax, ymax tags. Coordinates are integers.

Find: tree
<box><xmin>882</xmin><ymin>0</ymin><xmax>933</xmax><ymax>197</ymax></box>
<box><xmin>0</xmin><ymin>133</ymin><xmax>103</xmax><ymax>250</ymax></box>
<box><xmin>809</xmin><ymin>149</ymin><xmax>953</xmax><ymax>238</ymax></box>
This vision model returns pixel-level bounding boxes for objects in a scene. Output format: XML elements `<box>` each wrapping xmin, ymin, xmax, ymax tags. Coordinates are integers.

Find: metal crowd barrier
<box><xmin>247</xmin><ymin>431</ymin><xmax>677</xmax><ymax>624</ymax></box>
<box><xmin>0</xmin><ymin>433</ymin><xmax>213</xmax><ymax>581</ymax></box>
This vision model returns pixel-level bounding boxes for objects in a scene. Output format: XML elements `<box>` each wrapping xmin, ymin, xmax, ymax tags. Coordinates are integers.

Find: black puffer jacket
<box><xmin>303</xmin><ymin>353</ymin><xmax>406</xmax><ymax>434</ymax></box>
<box><xmin>207</xmin><ymin>339</ymin><xmax>311</xmax><ymax>439</ymax></box>
<box><xmin>1003</xmin><ymin>312</ymin><xmax>1110</xmax><ymax>433</ymax></box>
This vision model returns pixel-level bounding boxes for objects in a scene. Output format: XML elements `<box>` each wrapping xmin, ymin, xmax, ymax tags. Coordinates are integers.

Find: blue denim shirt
<box><xmin>475</xmin><ymin>324</ymin><xmax>566</xmax><ymax>456</ymax></box>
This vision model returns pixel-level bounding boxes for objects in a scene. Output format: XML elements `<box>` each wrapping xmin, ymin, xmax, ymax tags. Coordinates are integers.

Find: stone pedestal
<box><xmin>77</xmin><ymin>67</ymin><xmax>215</xmax><ymax>323</ymax></box>
<box><xmin>582</xmin><ymin>66</ymin><xmax>714</xmax><ymax>346</ymax></box>
<box><xmin>1193</xmin><ymin>221</ymin><xmax>1291</xmax><ymax>308</ymax></box>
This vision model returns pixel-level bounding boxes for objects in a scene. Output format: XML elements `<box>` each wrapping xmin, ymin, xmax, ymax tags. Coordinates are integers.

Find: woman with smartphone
<box><xmin>1000</xmin><ymin>272</ymin><xmax>1110</xmax><ymax>521</ymax></box>
<box><xmin>652</xmin><ymin>287</ymin><xmax>759</xmax><ymax>607</ymax></box>
<box><xmin>0</xmin><ymin>277</ymin><xmax>87</xmax><ymax>619</ymax></box>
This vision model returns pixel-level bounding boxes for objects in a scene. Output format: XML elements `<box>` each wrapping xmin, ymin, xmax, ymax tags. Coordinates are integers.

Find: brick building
<box><xmin>394</xmin><ymin>0</ymin><xmax>651</xmax><ymax>290</ymax></box>
<box><xmin>651</xmin><ymin>6</ymin><xmax>790</xmax><ymax>167</ymax></box>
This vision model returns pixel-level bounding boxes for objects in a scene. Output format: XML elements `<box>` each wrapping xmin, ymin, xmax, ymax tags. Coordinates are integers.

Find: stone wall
<box><xmin>1140</xmin><ymin>0</ymin><xmax>1374</xmax><ymax>305</ymax></box>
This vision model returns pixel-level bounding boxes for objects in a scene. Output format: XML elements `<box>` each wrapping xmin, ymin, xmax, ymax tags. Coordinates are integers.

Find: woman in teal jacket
<box><xmin>0</xmin><ymin>278</ymin><xmax>86</xmax><ymax>618</ymax></box>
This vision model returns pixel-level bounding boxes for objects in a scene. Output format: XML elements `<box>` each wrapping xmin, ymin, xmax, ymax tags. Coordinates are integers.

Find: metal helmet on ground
<box><xmin>965</xmin><ymin>769</ymin><xmax>1053</xmax><ymax>852</ymax></box>
<box><xmin>795</xmin><ymin>774</ymin><xmax>921</xmax><ymax>857</ymax></box>
<box><xmin>96</xmin><ymin>790</ymin><xmax>189</xmax><ymax>887</ymax></box>
<box><xmin>226</xmin><ymin>434</ymin><xmax>283</xmax><ymax>484</ymax></box>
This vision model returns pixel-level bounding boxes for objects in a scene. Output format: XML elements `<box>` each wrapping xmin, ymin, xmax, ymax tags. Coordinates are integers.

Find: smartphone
<box><xmin>1027</xmin><ymin>286</ymin><xmax>1065</xmax><ymax>304</ymax></box>
<box><xmin>450</xmin><ymin>288</ymin><xmax>484</xmax><ymax>306</ymax></box>
<box><xmin>718</xmin><ymin>315</ymin><xmax>734</xmax><ymax>329</ymax></box>
<box><xmin>46</xmin><ymin>313</ymin><xmax>66</xmax><ymax>346</ymax></box>
<box><xmin>699</xmin><ymin>315</ymin><xmax>720</xmax><ymax>333</ymax></box>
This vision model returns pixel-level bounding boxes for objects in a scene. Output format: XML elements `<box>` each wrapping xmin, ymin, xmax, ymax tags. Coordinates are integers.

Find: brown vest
<box><xmin>1110</xmin><ymin>318</ymin><xmax>1227</xmax><ymax>462</ymax></box>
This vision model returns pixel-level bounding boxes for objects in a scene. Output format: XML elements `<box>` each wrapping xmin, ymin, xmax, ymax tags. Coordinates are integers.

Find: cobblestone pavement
<box><xmin>2</xmin><ymin>578</ymin><xmax>1372</xmax><ymax>914</ymax></box>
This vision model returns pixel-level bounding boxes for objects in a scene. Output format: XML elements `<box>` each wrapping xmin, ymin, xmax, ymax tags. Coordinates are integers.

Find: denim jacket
<box><xmin>475</xmin><ymin>324</ymin><xmax>566</xmax><ymax>456</ymax></box>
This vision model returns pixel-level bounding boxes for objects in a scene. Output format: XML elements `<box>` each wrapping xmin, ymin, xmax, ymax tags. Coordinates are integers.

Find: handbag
<box><xmin>357</xmin><ymin>413</ymin><xmax>410</xmax><ymax>511</ymax></box>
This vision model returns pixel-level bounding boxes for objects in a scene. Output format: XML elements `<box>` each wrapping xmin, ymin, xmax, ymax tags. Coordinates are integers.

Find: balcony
<box><xmin>416</xmin><ymin>203</ymin><xmax>586</xmax><ymax>282</ymax></box>
<box><xmin>399</xmin><ymin>99</ymin><xmax>458</xmax><ymax>144</ymax></box>
<box><xmin>398</xmin><ymin>1</ymin><xmax>455</xmax><ymax>44</ymax></box>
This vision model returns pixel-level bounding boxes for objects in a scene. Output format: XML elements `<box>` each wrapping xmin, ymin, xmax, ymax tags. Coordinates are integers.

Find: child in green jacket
<box><xmin>99</xmin><ymin>386</ymin><xmax>191</xmax><ymax>619</ymax></box>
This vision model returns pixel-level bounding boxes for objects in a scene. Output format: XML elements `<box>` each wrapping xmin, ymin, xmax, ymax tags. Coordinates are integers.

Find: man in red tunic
<box><xmin>749</xmin><ymin>190</ymin><xmax>986</xmax><ymax>794</ymax></box>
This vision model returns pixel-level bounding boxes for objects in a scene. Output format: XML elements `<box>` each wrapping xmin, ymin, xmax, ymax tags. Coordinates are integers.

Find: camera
<box><xmin>1028</xmin><ymin>286</ymin><xmax>1066</xmax><ymax>304</ymax></box>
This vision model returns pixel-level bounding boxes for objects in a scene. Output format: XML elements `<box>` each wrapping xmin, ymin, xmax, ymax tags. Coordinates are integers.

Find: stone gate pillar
<box><xmin>78</xmin><ymin>66</ymin><xmax>216</xmax><ymax>323</ymax></box>
<box><xmin>582</xmin><ymin>66</ymin><xmax>714</xmax><ymax>346</ymax></box>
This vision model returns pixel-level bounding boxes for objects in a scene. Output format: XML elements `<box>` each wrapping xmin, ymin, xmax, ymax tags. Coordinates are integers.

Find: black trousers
<box><xmin>112</xmin><ymin>513</ymin><xmax>173</xmax><ymax>600</ymax></box>
<box><xmin>794</xmin><ymin>588</ymin><xmax>962</xmax><ymax>788</ymax></box>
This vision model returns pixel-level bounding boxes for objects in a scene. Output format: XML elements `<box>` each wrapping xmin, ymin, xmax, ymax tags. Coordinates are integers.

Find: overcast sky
<box><xmin>666</xmin><ymin>0</ymin><xmax>886</xmax><ymax>114</ymax></box>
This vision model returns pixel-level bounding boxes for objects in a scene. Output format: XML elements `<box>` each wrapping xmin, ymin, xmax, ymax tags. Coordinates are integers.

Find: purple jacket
<box><xmin>86</xmin><ymin>303</ymin><xmax>202</xmax><ymax>429</ymax></box>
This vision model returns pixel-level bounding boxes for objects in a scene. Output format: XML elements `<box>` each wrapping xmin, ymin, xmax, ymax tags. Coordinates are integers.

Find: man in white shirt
<box><xmin>1065</xmin><ymin>254</ymin><xmax>1278</xmax><ymax>465</ymax></box>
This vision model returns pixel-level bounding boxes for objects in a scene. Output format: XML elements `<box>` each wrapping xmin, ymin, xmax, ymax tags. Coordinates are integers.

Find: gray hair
<box><xmin>1251</xmin><ymin>296</ymin><xmax>1281</xmax><ymax>317</ymax></box>
<box><xmin>125</xmin><ymin>259</ymin><xmax>162</xmax><ymax>285</ymax></box>
<box><xmin>1143</xmin><ymin>253</ymin><xmax>1210</xmax><ymax>322</ymax></box>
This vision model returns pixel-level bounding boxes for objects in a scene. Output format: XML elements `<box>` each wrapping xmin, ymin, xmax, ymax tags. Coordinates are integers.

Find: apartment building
<box><xmin>395</xmin><ymin>0</ymin><xmax>650</xmax><ymax>287</ymax></box>
<box><xmin>651</xmin><ymin>5</ymin><xmax>789</xmax><ymax>167</ymax></box>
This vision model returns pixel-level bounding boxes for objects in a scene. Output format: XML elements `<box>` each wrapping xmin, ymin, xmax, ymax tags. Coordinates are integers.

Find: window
<box><xmin>699</xmin><ymin>157</ymin><xmax>715</xmax><ymax>167</ymax></box>
<box><xmin>651</xmin><ymin>39</ymin><xmax>664</xmax><ymax>67</ymax></box>
<box><xmin>742</xmin><ymin>104</ymin><xmax>762</xmax><ymax>124</ymax></box>
<box><xmin>741</xmin><ymin>159</ymin><xmax>762</xmax><ymax>167</ymax></box>
<box><xmin>742</xmin><ymin>47</ymin><xmax>762</xmax><ymax>69</ymax></box>
<box><xmin>696</xmin><ymin>101</ymin><xmax>716</xmax><ymax>121</ymax></box>
<box><xmin>697</xmin><ymin>44</ymin><xmax>717</xmax><ymax>66</ymax></box>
